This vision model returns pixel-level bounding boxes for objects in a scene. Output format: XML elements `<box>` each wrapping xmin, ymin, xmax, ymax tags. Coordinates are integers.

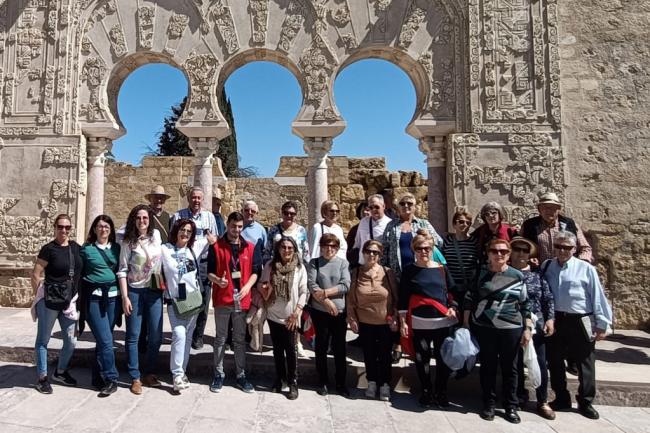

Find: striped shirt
<box><xmin>440</xmin><ymin>233</ymin><xmax>479</xmax><ymax>293</ymax></box>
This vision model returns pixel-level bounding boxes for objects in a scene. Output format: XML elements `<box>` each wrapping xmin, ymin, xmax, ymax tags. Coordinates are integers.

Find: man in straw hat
<box><xmin>145</xmin><ymin>185</ymin><xmax>172</xmax><ymax>244</ymax></box>
<box><xmin>521</xmin><ymin>192</ymin><xmax>592</xmax><ymax>264</ymax></box>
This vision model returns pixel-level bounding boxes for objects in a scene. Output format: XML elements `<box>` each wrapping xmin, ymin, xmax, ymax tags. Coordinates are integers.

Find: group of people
<box><xmin>31</xmin><ymin>185</ymin><xmax>612</xmax><ymax>423</ymax></box>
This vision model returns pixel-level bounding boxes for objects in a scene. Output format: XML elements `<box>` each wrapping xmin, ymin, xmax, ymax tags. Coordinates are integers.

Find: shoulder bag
<box><xmin>172</xmin><ymin>247</ymin><xmax>204</xmax><ymax>319</ymax></box>
<box><xmin>44</xmin><ymin>245</ymin><xmax>75</xmax><ymax>311</ymax></box>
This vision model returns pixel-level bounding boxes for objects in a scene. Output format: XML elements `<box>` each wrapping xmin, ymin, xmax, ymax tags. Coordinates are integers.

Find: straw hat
<box><xmin>145</xmin><ymin>185</ymin><xmax>171</xmax><ymax>201</ymax></box>
<box><xmin>537</xmin><ymin>192</ymin><xmax>562</xmax><ymax>207</ymax></box>
<box><xmin>510</xmin><ymin>236</ymin><xmax>538</xmax><ymax>258</ymax></box>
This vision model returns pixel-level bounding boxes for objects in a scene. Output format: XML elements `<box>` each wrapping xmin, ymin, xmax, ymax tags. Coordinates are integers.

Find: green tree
<box><xmin>156</xmin><ymin>89</ymin><xmax>256</xmax><ymax>177</ymax></box>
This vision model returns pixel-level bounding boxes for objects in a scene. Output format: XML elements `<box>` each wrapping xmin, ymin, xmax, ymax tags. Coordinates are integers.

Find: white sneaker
<box><xmin>182</xmin><ymin>375</ymin><xmax>190</xmax><ymax>387</ymax></box>
<box><xmin>365</xmin><ymin>381</ymin><xmax>377</xmax><ymax>399</ymax></box>
<box><xmin>173</xmin><ymin>375</ymin><xmax>189</xmax><ymax>392</ymax></box>
<box><xmin>296</xmin><ymin>341</ymin><xmax>308</xmax><ymax>358</ymax></box>
<box><xmin>379</xmin><ymin>384</ymin><xmax>391</xmax><ymax>401</ymax></box>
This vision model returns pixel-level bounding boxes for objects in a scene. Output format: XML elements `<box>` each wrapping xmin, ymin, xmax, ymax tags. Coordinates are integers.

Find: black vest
<box><xmin>521</xmin><ymin>215</ymin><xmax>578</xmax><ymax>243</ymax></box>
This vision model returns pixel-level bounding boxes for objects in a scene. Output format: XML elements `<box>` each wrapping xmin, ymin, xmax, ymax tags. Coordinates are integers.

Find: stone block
<box><xmin>340</xmin><ymin>185</ymin><xmax>365</xmax><ymax>203</ymax></box>
<box><xmin>348</xmin><ymin>158</ymin><xmax>386</xmax><ymax>170</ymax></box>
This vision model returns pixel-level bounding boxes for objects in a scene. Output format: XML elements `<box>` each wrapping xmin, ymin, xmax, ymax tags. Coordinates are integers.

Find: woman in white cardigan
<box><xmin>259</xmin><ymin>236</ymin><xmax>309</xmax><ymax>400</ymax></box>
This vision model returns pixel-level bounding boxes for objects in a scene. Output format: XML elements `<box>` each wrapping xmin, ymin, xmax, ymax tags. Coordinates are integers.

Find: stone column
<box><xmin>304</xmin><ymin>137</ymin><xmax>333</xmax><ymax>230</ymax></box>
<box><xmin>86</xmin><ymin>137</ymin><xmax>112</xmax><ymax>228</ymax></box>
<box><xmin>419</xmin><ymin>136</ymin><xmax>448</xmax><ymax>233</ymax></box>
<box><xmin>190</xmin><ymin>138</ymin><xmax>219</xmax><ymax>212</ymax></box>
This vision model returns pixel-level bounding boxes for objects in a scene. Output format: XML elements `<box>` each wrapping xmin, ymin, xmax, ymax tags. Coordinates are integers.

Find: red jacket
<box><xmin>210</xmin><ymin>237</ymin><xmax>258</xmax><ymax>310</ymax></box>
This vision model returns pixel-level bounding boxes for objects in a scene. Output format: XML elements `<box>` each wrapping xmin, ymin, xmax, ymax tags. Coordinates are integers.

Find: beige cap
<box><xmin>145</xmin><ymin>185</ymin><xmax>171</xmax><ymax>201</ymax></box>
<box><xmin>538</xmin><ymin>192</ymin><xmax>562</xmax><ymax>206</ymax></box>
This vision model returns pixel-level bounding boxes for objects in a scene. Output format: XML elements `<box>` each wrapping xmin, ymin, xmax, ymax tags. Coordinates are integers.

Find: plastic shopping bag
<box><xmin>441</xmin><ymin>328</ymin><xmax>480</xmax><ymax>372</ymax></box>
<box><xmin>523</xmin><ymin>341</ymin><xmax>542</xmax><ymax>388</ymax></box>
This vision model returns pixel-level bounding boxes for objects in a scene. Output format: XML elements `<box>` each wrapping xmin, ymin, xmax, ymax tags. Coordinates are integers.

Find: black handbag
<box><xmin>44</xmin><ymin>246</ymin><xmax>75</xmax><ymax>311</ymax></box>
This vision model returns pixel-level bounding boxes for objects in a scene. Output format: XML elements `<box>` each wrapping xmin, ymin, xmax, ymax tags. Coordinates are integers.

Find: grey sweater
<box><xmin>307</xmin><ymin>256</ymin><xmax>351</xmax><ymax>314</ymax></box>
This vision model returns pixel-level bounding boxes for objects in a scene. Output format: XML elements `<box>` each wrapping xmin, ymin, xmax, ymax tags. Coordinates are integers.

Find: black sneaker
<box><xmin>191</xmin><ymin>337</ymin><xmax>204</xmax><ymax>350</ymax></box>
<box><xmin>236</xmin><ymin>375</ymin><xmax>255</xmax><ymax>393</ymax></box>
<box><xmin>52</xmin><ymin>370</ymin><xmax>77</xmax><ymax>386</ymax></box>
<box><xmin>36</xmin><ymin>377</ymin><xmax>53</xmax><ymax>394</ymax></box>
<box><xmin>98</xmin><ymin>381</ymin><xmax>118</xmax><ymax>398</ymax></box>
<box><xmin>210</xmin><ymin>374</ymin><xmax>224</xmax><ymax>393</ymax></box>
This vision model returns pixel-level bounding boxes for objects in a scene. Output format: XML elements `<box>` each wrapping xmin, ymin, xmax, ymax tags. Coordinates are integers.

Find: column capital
<box><xmin>86</xmin><ymin>137</ymin><xmax>113</xmax><ymax>167</ymax></box>
<box><xmin>189</xmin><ymin>137</ymin><xmax>219</xmax><ymax>166</ymax></box>
<box><xmin>303</xmin><ymin>137</ymin><xmax>332</xmax><ymax>163</ymax></box>
<box><xmin>419</xmin><ymin>136</ymin><xmax>447</xmax><ymax>168</ymax></box>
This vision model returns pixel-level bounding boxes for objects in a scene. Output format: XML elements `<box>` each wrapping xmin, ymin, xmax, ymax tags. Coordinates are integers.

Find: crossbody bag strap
<box><xmin>152</xmin><ymin>214</ymin><xmax>168</xmax><ymax>239</ymax></box>
<box><xmin>368</xmin><ymin>218</ymin><xmax>374</xmax><ymax>240</ymax></box>
<box><xmin>94</xmin><ymin>244</ymin><xmax>117</xmax><ymax>272</ymax></box>
<box><xmin>68</xmin><ymin>245</ymin><xmax>75</xmax><ymax>280</ymax></box>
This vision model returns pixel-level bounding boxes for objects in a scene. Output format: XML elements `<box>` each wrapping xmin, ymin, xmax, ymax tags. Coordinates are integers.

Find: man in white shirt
<box><xmin>353</xmin><ymin>194</ymin><xmax>393</xmax><ymax>266</ymax></box>
<box><xmin>171</xmin><ymin>187</ymin><xmax>218</xmax><ymax>350</ymax></box>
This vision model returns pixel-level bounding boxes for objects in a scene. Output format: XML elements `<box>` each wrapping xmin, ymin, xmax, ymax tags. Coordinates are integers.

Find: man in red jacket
<box><xmin>207</xmin><ymin>211</ymin><xmax>261</xmax><ymax>393</ymax></box>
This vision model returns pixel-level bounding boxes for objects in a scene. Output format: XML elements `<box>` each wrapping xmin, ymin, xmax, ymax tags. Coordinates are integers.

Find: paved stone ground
<box><xmin>1</xmin><ymin>361</ymin><xmax>650</xmax><ymax>433</ymax></box>
<box><xmin>2</xmin><ymin>306</ymin><xmax>650</xmax><ymax>432</ymax></box>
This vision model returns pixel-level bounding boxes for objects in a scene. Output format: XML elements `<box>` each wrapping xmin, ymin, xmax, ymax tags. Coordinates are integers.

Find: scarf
<box><xmin>271</xmin><ymin>255</ymin><xmax>299</xmax><ymax>302</ymax></box>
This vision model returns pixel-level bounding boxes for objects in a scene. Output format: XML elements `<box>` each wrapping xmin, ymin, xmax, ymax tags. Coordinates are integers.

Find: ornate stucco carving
<box><xmin>0</xmin><ymin>127</ymin><xmax>39</xmax><ymax>136</ymax></box>
<box><xmin>249</xmin><ymin>0</ymin><xmax>269</xmax><ymax>45</ymax></box>
<box><xmin>108</xmin><ymin>23</ymin><xmax>128</xmax><ymax>58</ymax></box>
<box><xmin>398</xmin><ymin>1</ymin><xmax>426</xmax><ymax>49</ymax></box>
<box><xmin>42</xmin><ymin>147</ymin><xmax>80</xmax><ymax>165</ymax></box>
<box><xmin>209</xmin><ymin>1</ymin><xmax>240</xmax><ymax>55</ymax></box>
<box><xmin>137</xmin><ymin>5</ymin><xmax>155</xmax><ymax>50</ymax></box>
<box><xmin>183</xmin><ymin>51</ymin><xmax>219</xmax><ymax>120</ymax></box>
<box><xmin>277</xmin><ymin>0</ymin><xmax>306</xmax><ymax>53</ymax></box>
<box><xmin>299</xmin><ymin>33</ymin><xmax>337</xmax><ymax>106</ymax></box>
<box><xmin>15</xmin><ymin>28</ymin><xmax>44</xmax><ymax>69</ymax></box>
<box><xmin>79</xmin><ymin>56</ymin><xmax>107</xmax><ymax>122</ymax></box>
<box><xmin>167</xmin><ymin>13</ymin><xmax>189</xmax><ymax>39</ymax></box>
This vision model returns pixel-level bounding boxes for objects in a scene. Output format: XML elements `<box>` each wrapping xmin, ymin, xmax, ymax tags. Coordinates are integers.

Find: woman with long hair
<box><xmin>117</xmin><ymin>204</ymin><xmax>163</xmax><ymax>395</ymax></box>
<box><xmin>259</xmin><ymin>236</ymin><xmax>309</xmax><ymax>400</ymax></box>
<box><xmin>80</xmin><ymin>214</ymin><xmax>121</xmax><ymax>397</ymax></box>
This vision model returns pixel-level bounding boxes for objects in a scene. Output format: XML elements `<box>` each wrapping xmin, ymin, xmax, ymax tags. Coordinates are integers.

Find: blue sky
<box><xmin>113</xmin><ymin>60</ymin><xmax>426</xmax><ymax>177</ymax></box>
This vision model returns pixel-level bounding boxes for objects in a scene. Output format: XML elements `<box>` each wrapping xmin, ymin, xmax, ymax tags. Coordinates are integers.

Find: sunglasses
<box><xmin>363</xmin><ymin>249</ymin><xmax>381</xmax><ymax>256</ymax></box>
<box><xmin>57</xmin><ymin>225</ymin><xmax>72</xmax><ymax>231</ymax></box>
<box><xmin>511</xmin><ymin>246</ymin><xmax>530</xmax><ymax>254</ymax></box>
<box><xmin>554</xmin><ymin>244</ymin><xmax>574</xmax><ymax>251</ymax></box>
<box><xmin>399</xmin><ymin>201</ymin><xmax>415</xmax><ymax>207</ymax></box>
<box><xmin>488</xmin><ymin>248</ymin><xmax>510</xmax><ymax>255</ymax></box>
<box><xmin>283</xmin><ymin>211</ymin><xmax>297</xmax><ymax>217</ymax></box>
<box><xmin>415</xmin><ymin>246</ymin><xmax>432</xmax><ymax>253</ymax></box>
<box><xmin>280</xmin><ymin>245</ymin><xmax>295</xmax><ymax>251</ymax></box>
<box><xmin>455</xmin><ymin>220</ymin><xmax>471</xmax><ymax>226</ymax></box>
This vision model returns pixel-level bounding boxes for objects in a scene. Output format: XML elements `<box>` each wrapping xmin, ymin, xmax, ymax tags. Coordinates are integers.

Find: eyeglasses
<box><xmin>488</xmin><ymin>248</ymin><xmax>510</xmax><ymax>255</ymax></box>
<box><xmin>511</xmin><ymin>246</ymin><xmax>530</xmax><ymax>254</ymax></box>
<box><xmin>329</xmin><ymin>209</ymin><xmax>340</xmax><ymax>214</ymax></box>
<box><xmin>283</xmin><ymin>211</ymin><xmax>297</xmax><ymax>217</ymax></box>
<box><xmin>484</xmin><ymin>210</ymin><xmax>499</xmax><ymax>217</ymax></box>
<box><xmin>57</xmin><ymin>225</ymin><xmax>72</xmax><ymax>231</ymax></box>
<box><xmin>369</xmin><ymin>205</ymin><xmax>381</xmax><ymax>210</ymax></box>
<box><xmin>96</xmin><ymin>225</ymin><xmax>111</xmax><ymax>231</ymax></box>
<box><xmin>554</xmin><ymin>244</ymin><xmax>574</xmax><ymax>251</ymax></box>
<box><xmin>455</xmin><ymin>220</ymin><xmax>471</xmax><ymax>226</ymax></box>
<box><xmin>280</xmin><ymin>246</ymin><xmax>295</xmax><ymax>251</ymax></box>
<box><xmin>399</xmin><ymin>201</ymin><xmax>415</xmax><ymax>207</ymax></box>
<box><xmin>363</xmin><ymin>249</ymin><xmax>381</xmax><ymax>256</ymax></box>
<box><xmin>321</xmin><ymin>244</ymin><xmax>338</xmax><ymax>249</ymax></box>
<box><xmin>415</xmin><ymin>246</ymin><xmax>432</xmax><ymax>253</ymax></box>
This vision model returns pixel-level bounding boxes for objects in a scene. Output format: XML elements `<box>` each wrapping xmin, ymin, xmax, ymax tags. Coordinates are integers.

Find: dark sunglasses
<box><xmin>363</xmin><ymin>249</ymin><xmax>381</xmax><ymax>256</ymax></box>
<box><xmin>415</xmin><ymin>246</ymin><xmax>432</xmax><ymax>253</ymax></box>
<box><xmin>455</xmin><ymin>220</ymin><xmax>471</xmax><ymax>225</ymax></box>
<box><xmin>488</xmin><ymin>248</ymin><xmax>510</xmax><ymax>255</ymax></box>
<box><xmin>283</xmin><ymin>211</ymin><xmax>297</xmax><ymax>217</ymax></box>
<box><xmin>56</xmin><ymin>225</ymin><xmax>72</xmax><ymax>231</ymax></box>
<box><xmin>511</xmin><ymin>246</ymin><xmax>530</xmax><ymax>254</ymax></box>
<box><xmin>329</xmin><ymin>209</ymin><xmax>340</xmax><ymax>214</ymax></box>
<box><xmin>399</xmin><ymin>201</ymin><xmax>415</xmax><ymax>207</ymax></box>
<box><xmin>321</xmin><ymin>243</ymin><xmax>338</xmax><ymax>249</ymax></box>
<box><xmin>554</xmin><ymin>244</ymin><xmax>574</xmax><ymax>251</ymax></box>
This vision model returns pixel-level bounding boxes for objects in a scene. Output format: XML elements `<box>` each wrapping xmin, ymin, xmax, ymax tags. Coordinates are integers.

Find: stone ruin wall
<box><xmin>558</xmin><ymin>0</ymin><xmax>650</xmax><ymax>330</ymax></box>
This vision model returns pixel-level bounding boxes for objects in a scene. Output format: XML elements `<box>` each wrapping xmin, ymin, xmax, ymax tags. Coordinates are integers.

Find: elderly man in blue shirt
<box><xmin>542</xmin><ymin>231</ymin><xmax>612</xmax><ymax>420</ymax></box>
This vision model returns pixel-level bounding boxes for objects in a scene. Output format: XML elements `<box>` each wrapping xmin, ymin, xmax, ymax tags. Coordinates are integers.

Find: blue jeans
<box><xmin>125</xmin><ymin>287</ymin><xmax>163</xmax><ymax>380</ymax></box>
<box><xmin>86</xmin><ymin>296</ymin><xmax>120</xmax><ymax>382</ymax></box>
<box><xmin>34</xmin><ymin>299</ymin><xmax>77</xmax><ymax>378</ymax></box>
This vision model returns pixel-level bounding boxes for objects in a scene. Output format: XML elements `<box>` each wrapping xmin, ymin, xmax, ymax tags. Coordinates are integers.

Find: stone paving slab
<box><xmin>2</xmin><ymin>307</ymin><xmax>650</xmax><ymax>407</ymax></box>
<box><xmin>1</xmin><ymin>361</ymin><xmax>650</xmax><ymax>433</ymax></box>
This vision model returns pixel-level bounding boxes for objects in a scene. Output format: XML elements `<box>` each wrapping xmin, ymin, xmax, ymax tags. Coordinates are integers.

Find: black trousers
<box><xmin>359</xmin><ymin>322</ymin><xmax>393</xmax><ymax>386</ymax></box>
<box><xmin>474</xmin><ymin>325</ymin><xmax>522</xmax><ymax>409</ymax></box>
<box><xmin>268</xmin><ymin>319</ymin><xmax>298</xmax><ymax>384</ymax></box>
<box><xmin>412</xmin><ymin>327</ymin><xmax>451</xmax><ymax>394</ymax></box>
<box><xmin>517</xmin><ymin>321</ymin><xmax>549</xmax><ymax>403</ymax></box>
<box><xmin>192</xmin><ymin>279</ymin><xmax>211</xmax><ymax>342</ymax></box>
<box><xmin>547</xmin><ymin>312</ymin><xmax>596</xmax><ymax>404</ymax></box>
<box><xmin>310</xmin><ymin>308</ymin><xmax>347</xmax><ymax>387</ymax></box>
